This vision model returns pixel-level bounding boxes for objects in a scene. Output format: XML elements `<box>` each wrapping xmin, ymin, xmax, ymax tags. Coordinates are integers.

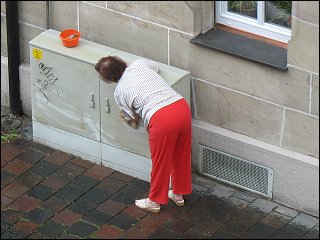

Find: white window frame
<box><xmin>215</xmin><ymin>1</ymin><xmax>291</xmax><ymax>43</ymax></box>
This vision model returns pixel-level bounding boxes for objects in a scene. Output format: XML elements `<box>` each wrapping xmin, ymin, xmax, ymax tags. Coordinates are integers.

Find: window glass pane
<box><xmin>228</xmin><ymin>1</ymin><xmax>257</xmax><ymax>19</ymax></box>
<box><xmin>265</xmin><ymin>1</ymin><xmax>292</xmax><ymax>29</ymax></box>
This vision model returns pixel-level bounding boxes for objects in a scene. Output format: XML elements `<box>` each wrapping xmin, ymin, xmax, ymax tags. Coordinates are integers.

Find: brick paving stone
<box><xmin>110</xmin><ymin>179</ymin><xmax>149</xmax><ymax>205</ymax></box>
<box><xmin>110</xmin><ymin>171</ymin><xmax>135</xmax><ymax>183</ymax></box>
<box><xmin>68</xmin><ymin>198</ymin><xmax>98</xmax><ymax>215</ymax></box>
<box><xmin>81</xmin><ymin>187</ymin><xmax>112</xmax><ymax>204</ymax></box>
<box><xmin>10</xmin><ymin>220</ymin><xmax>39</xmax><ymax>238</ymax></box>
<box><xmin>123</xmin><ymin>204</ymin><xmax>150</xmax><ymax>219</ymax></box>
<box><xmin>120</xmin><ymin>226</ymin><xmax>152</xmax><ymax>239</ymax></box>
<box><xmin>29</xmin><ymin>160</ymin><xmax>60</xmax><ymax>177</ymax></box>
<box><xmin>302</xmin><ymin>225</ymin><xmax>319</xmax><ymax>239</ymax></box>
<box><xmin>44</xmin><ymin>150</ymin><xmax>74</xmax><ymax>166</ymax></box>
<box><xmin>97</xmin><ymin>176</ymin><xmax>127</xmax><ymax>194</ymax></box>
<box><xmin>260</xmin><ymin>211</ymin><xmax>292</xmax><ymax>229</ymax></box>
<box><xmin>97</xmin><ymin>199</ymin><xmax>127</xmax><ymax>216</ymax></box>
<box><xmin>1</xmin><ymin>145</ymin><xmax>23</xmax><ymax>162</ymax></box>
<box><xmin>70</xmin><ymin>157</ymin><xmax>95</xmax><ymax>169</ymax></box>
<box><xmin>240</xmin><ymin>222</ymin><xmax>278</xmax><ymax>239</ymax></box>
<box><xmin>136</xmin><ymin>213</ymin><xmax>168</xmax><ymax>232</ymax></box>
<box><xmin>84</xmin><ymin>164</ymin><xmax>114</xmax><ymax>180</ymax></box>
<box><xmin>94</xmin><ymin>224</ymin><xmax>124</xmax><ymax>239</ymax></box>
<box><xmin>69</xmin><ymin>175</ymin><xmax>100</xmax><ymax>191</ymax></box>
<box><xmin>16</xmin><ymin>149</ymin><xmax>46</xmax><ymax>164</ymax></box>
<box><xmin>148</xmin><ymin>226</ymin><xmax>181</xmax><ymax>239</ymax></box>
<box><xmin>9</xmin><ymin>195</ymin><xmax>42</xmax><ymax>213</ymax></box>
<box><xmin>37</xmin><ymin>220</ymin><xmax>68</xmax><ymax>238</ymax></box>
<box><xmin>180</xmin><ymin>229</ymin><xmax>210</xmax><ymax>239</ymax></box>
<box><xmin>1</xmin><ymin>231</ymin><xmax>24</xmax><ymax>239</ymax></box>
<box><xmin>26</xmin><ymin>184</ymin><xmax>56</xmax><ymax>201</ymax></box>
<box><xmin>164</xmin><ymin>218</ymin><xmax>194</xmax><ymax>235</ymax></box>
<box><xmin>67</xmin><ymin>221</ymin><xmax>99</xmax><ymax>238</ymax></box>
<box><xmin>41</xmin><ymin>174</ymin><xmax>70</xmax><ymax>190</ymax></box>
<box><xmin>54</xmin><ymin>184</ymin><xmax>87</xmax><ymax>202</ymax></box>
<box><xmin>1</xmin><ymin>209</ymin><xmax>24</xmax><ymax>225</ymax></box>
<box><xmin>15</xmin><ymin>172</ymin><xmax>44</xmax><ymax>188</ymax></box>
<box><xmin>25</xmin><ymin>207</ymin><xmax>54</xmax><ymax>224</ymax></box>
<box><xmin>52</xmin><ymin>209</ymin><xmax>82</xmax><ymax>226</ymax></box>
<box><xmin>54</xmin><ymin>163</ymin><xmax>86</xmax><ymax>180</ymax></box>
<box><xmin>1</xmin><ymin>194</ymin><xmax>15</xmax><ymax>210</ymax></box>
<box><xmin>190</xmin><ymin>218</ymin><xmax>223</xmax><ymax>236</ymax></box>
<box><xmin>1</xmin><ymin>182</ymin><xmax>29</xmax><ymax>199</ymax></box>
<box><xmin>1</xmin><ymin>170</ymin><xmax>16</xmax><ymax>188</ymax></box>
<box><xmin>83</xmin><ymin>209</ymin><xmax>113</xmax><ymax>226</ymax></box>
<box><xmin>108</xmin><ymin>213</ymin><xmax>138</xmax><ymax>231</ymax></box>
<box><xmin>41</xmin><ymin>196</ymin><xmax>70</xmax><ymax>212</ymax></box>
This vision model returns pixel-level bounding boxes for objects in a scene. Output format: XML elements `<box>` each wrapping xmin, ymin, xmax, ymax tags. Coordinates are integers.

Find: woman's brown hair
<box><xmin>95</xmin><ymin>56</ymin><xmax>127</xmax><ymax>83</ymax></box>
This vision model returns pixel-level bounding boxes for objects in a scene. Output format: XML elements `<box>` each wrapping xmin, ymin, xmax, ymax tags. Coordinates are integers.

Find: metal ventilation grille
<box><xmin>199</xmin><ymin>145</ymin><xmax>273</xmax><ymax>198</ymax></box>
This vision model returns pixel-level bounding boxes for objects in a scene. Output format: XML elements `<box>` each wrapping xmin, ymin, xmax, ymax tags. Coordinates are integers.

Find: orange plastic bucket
<box><xmin>59</xmin><ymin>29</ymin><xmax>80</xmax><ymax>48</ymax></box>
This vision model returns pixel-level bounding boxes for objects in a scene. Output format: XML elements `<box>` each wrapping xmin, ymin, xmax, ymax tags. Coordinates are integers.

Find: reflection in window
<box><xmin>228</xmin><ymin>1</ymin><xmax>257</xmax><ymax>19</ymax></box>
<box><xmin>265</xmin><ymin>1</ymin><xmax>292</xmax><ymax>29</ymax></box>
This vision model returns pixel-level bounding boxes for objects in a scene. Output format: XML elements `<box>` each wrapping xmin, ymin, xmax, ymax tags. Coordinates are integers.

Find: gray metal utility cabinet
<box><xmin>29</xmin><ymin>29</ymin><xmax>190</xmax><ymax>181</ymax></box>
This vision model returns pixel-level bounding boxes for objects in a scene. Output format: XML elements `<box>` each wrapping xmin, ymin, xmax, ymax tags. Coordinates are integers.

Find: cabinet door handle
<box><xmin>105</xmin><ymin>98</ymin><xmax>110</xmax><ymax>113</ymax></box>
<box><xmin>90</xmin><ymin>93</ymin><xmax>95</xmax><ymax>108</ymax></box>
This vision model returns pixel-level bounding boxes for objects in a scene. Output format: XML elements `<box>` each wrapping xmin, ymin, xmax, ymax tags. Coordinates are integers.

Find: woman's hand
<box><xmin>119</xmin><ymin>111</ymin><xmax>139</xmax><ymax>129</ymax></box>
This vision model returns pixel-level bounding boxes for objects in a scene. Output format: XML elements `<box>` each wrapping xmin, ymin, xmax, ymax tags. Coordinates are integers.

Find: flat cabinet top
<box><xmin>29</xmin><ymin>29</ymin><xmax>190</xmax><ymax>83</ymax></box>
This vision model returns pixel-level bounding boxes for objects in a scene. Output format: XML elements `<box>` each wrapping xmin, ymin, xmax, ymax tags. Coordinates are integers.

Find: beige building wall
<box><xmin>1</xmin><ymin>1</ymin><xmax>319</xmax><ymax>216</ymax></box>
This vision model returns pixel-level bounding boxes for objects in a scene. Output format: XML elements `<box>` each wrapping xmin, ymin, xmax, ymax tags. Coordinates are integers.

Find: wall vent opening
<box><xmin>199</xmin><ymin>144</ymin><xmax>273</xmax><ymax>198</ymax></box>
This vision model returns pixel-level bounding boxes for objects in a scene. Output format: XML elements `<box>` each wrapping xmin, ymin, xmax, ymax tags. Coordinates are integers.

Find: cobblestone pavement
<box><xmin>1</xmin><ymin>115</ymin><xmax>319</xmax><ymax>239</ymax></box>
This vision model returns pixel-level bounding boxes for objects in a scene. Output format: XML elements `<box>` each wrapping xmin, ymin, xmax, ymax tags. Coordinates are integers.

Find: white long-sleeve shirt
<box><xmin>114</xmin><ymin>59</ymin><xmax>183</xmax><ymax>127</ymax></box>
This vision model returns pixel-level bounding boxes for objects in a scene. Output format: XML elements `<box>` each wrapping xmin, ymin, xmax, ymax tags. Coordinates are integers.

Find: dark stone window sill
<box><xmin>190</xmin><ymin>27</ymin><xmax>288</xmax><ymax>71</ymax></box>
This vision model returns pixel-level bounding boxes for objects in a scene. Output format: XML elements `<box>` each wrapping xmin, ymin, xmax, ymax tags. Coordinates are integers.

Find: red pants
<box><xmin>147</xmin><ymin>99</ymin><xmax>192</xmax><ymax>204</ymax></box>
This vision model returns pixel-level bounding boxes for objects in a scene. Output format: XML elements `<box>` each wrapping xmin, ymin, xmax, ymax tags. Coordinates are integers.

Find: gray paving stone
<box><xmin>26</xmin><ymin>184</ymin><xmax>56</xmax><ymax>201</ymax></box>
<box><xmin>68</xmin><ymin>198</ymin><xmax>98</xmax><ymax>215</ymax></box>
<box><xmin>291</xmin><ymin>213</ymin><xmax>319</xmax><ymax>229</ymax></box>
<box><xmin>206</xmin><ymin>183</ymin><xmax>236</xmax><ymax>199</ymax></box>
<box><xmin>232</xmin><ymin>190</ymin><xmax>258</xmax><ymax>203</ymax></box>
<box><xmin>191</xmin><ymin>183</ymin><xmax>209</xmax><ymax>196</ymax></box>
<box><xmin>37</xmin><ymin>220</ymin><xmax>68</xmax><ymax>238</ymax></box>
<box><xmin>17</xmin><ymin>149</ymin><xmax>46</xmax><ymax>164</ymax></box>
<box><xmin>240</xmin><ymin>222</ymin><xmax>278</xmax><ymax>239</ymax></box>
<box><xmin>67</xmin><ymin>221</ymin><xmax>98</xmax><ymax>238</ymax></box>
<box><xmin>54</xmin><ymin>185</ymin><xmax>86</xmax><ymax>202</ymax></box>
<box><xmin>29</xmin><ymin>160</ymin><xmax>60</xmax><ymax>177</ymax></box>
<box><xmin>81</xmin><ymin>187</ymin><xmax>112</xmax><ymax>204</ymax></box>
<box><xmin>83</xmin><ymin>209</ymin><xmax>113</xmax><ymax>226</ymax></box>
<box><xmin>110</xmin><ymin>179</ymin><xmax>149</xmax><ymax>205</ymax></box>
<box><xmin>192</xmin><ymin>174</ymin><xmax>216</xmax><ymax>189</ymax></box>
<box><xmin>301</xmin><ymin>225</ymin><xmax>319</xmax><ymax>239</ymax></box>
<box><xmin>26</xmin><ymin>207</ymin><xmax>54</xmax><ymax>224</ymax></box>
<box><xmin>1</xmin><ymin>231</ymin><xmax>24</xmax><ymax>239</ymax></box>
<box><xmin>271</xmin><ymin>222</ymin><xmax>308</xmax><ymax>239</ymax></box>
<box><xmin>108</xmin><ymin>213</ymin><xmax>138</xmax><ymax>231</ymax></box>
<box><xmin>274</xmin><ymin>204</ymin><xmax>300</xmax><ymax>218</ymax></box>
<box><xmin>69</xmin><ymin>175</ymin><xmax>100</xmax><ymax>191</ymax></box>
<box><xmin>249</xmin><ymin>198</ymin><xmax>279</xmax><ymax>213</ymax></box>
